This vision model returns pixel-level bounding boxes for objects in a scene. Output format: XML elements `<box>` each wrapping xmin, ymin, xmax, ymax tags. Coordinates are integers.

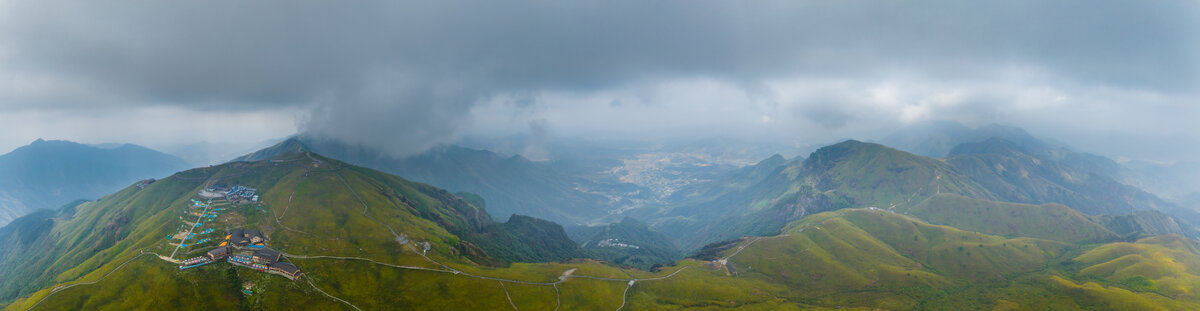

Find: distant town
<box><xmin>596</xmin><ymin>238</ymin><xmax>640</xmax><ymax>249</ymax></box>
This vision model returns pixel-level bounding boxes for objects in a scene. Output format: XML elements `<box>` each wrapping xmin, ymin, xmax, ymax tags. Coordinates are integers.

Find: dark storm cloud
<box><xmin>0</xmin><ymin>0</ymin><xmax>1196</xmax><ymax>156</ymax></box>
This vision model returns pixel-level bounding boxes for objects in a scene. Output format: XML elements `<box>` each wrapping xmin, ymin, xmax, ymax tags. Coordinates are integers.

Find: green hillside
<box><xmin>655</xmin><ymin>138</ymin><xmax>1190</xmax><ymax>252</ymax></box>
<box><xmin>1094</xmin><ymin>211</ymin><xmax>1200</xmax><ymax>240</ymax></box>
<box><xmin>5</xmin><ymin>145</ymin><xmax>1200</xmax><ymax>310</ymax></box>
<box><xmin>655</xmin><ymin>140</ymin><xmax>996</xmax><ymax>250</ymax></box>
<box><xmin>0</xmin><ymin>151</ymin><xmax>583</xmax><ymax>309</ymax></box>
<box><xmin>908</xmin><ymin>194</ymin><xmax>1119</xmax><ymax>244</ymax></box>
<box><xmin>694</xmin><ymin>209</ymin><xmax>1200</xmax><ymax>310</ymax></box>
<box><xmin>1073</xmin><ymin>235</ymin><xmax>1200</xmax><ymax>299</ymax></box>
<box><xmin>947</xmin><ymin>138</ymin><xmax>1174</xmax><ymax>217</ymax></box>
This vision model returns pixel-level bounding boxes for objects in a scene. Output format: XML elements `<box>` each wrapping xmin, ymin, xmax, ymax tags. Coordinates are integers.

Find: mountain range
<box><xmin>0</xmin><ymin>139</ymin><xmax>190</xmax><ymax>226</ymax></box>
<box><xmin>643</xmin><ymin>122</ymin><xmax>1197</xmax><ymax>250</ymax></box>
<box><xmin>3</xmin><ymin>122</ymin><xmax>1200</xmax><ymax>310</ymax></box>
<box><xmin>234</xmin><ymin>136</ymin><xmax>653</xmax><ymax>226</ymax></box>
<box><xmin>234</xmin><ymin>125</ymin><xmax>1200</xmax><ymax>252</ymax></box>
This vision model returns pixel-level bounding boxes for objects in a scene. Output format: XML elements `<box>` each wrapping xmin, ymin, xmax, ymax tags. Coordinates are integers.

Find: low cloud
<box><xmin>798</xmin><ymin>104</ymin><xmax>853</xmax><ymax>130</ymax></box>
<box><xmin>0</xmin><ymin>1</ymin><xmax>1195</xmax><ymax>160</ymax></box>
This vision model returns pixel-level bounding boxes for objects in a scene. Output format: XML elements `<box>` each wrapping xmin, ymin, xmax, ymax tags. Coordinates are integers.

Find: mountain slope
<box><xmin>946</xmin><ymin>137</ymin><xmax>1175</xmax><ymax>216</ymax></box>
<box><xmin>653</xmin><ymin>140</ymin><xmax>995</xmax><ymax>250</ymax></box>
<box><xmin>1072</xmin><ymin>234</ymin><xmax>1200</xmax><ymax>299</ymax></box>
<box><xmin>1094</xmin><ymin>211</ymin><xmax>1199</xmax><ymax>240</ymax></box>
<box><xmin>0</xmin><ymin>139</ymin><xmax>190</xmax><ymax>226</ymax></box>
<box><xmin>681</xmin><ymin>209</ymin><xmax>1200</xmax><ymax>310</ymax></box>
<box><xmin>236</xmin><ymin>137</ymin><xmax>637</xmax><ymax>225</ymax></box>
<box><xmin>569</xmin><ymin>217</ymin><xmax>683</xmax><ymax>270</ymax></box>
<box><xmin>6</xmin><ymin>152</ymin><xmax>1200</xmax><ymax>309</ymax></box>
<box><xmin>653</xmin><ymin>136</ymin><xmax>1189</xmax><ymax>251</ymax></box>
<box><xmin>908</xmin><ymin>194</ymin><xmax>1119</xmax><ymax>243</ymax></box>
<box><xmin>0</xmin><ymin>150</ymin><xmax>581</xmax><ymax>308</ymax></box>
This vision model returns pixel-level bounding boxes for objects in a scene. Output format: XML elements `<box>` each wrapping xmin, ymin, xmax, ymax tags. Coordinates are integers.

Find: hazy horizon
<box><xmin>1</xmin><ymin>1</ymin><xmax>1196</xmax><ymax>163</ymax></box>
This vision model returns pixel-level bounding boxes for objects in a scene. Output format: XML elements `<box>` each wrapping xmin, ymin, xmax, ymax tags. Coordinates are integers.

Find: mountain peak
<box><xmin>976</xmin><ymin>123</ymin><xmax>1032</xmax><ymax>136</ymax></box>
<box><xmin>947</xmin><ymin>137</ymin><xmax>1028</xmax><ymax>157</ymax></box>
<box><xmin>807</xmin><ymin>139</ymin><xmax>888</xmax><ymax>159</ymax></box>
<box><xmin>879</xmin><ymin>121</ymin><xmax>1056</xmax><ymax>156</ymax></box>
<box><xmin>276</xmin><ymin>137</ymin><xmax>308</xmax><ymax>151</ymax></box>
<box><xmin>757</xmin><ymin>153</ymin><xmax>787</xmax><ymax>166</ymax></box>
<box><xmin>231</xmin><ymin>137</ymin><xmax>310</xmax><ymax>162</ymax></box>
<box><xmin>802</xmin><ymin>140</ymin><xmax>912</xmax><ymax>172</ymax></box>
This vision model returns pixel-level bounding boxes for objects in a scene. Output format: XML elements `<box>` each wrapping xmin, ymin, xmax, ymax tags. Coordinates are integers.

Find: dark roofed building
<box><xmin>269</xmin><ymin>262</ymin><xmax>303</xmax><ymax>279</ymax></box>
<box><xmin>253</xmin><ymin>249</ymin><xmax>281</xmax><ymax>264</ymax></box>
<box><xmin>245</xmin><ymin>230</ymin><xmax>266</xmax><ymax>244</ymax></box>
<box><xmin>227</xmin><ymin>229</ymin><xmax>246</xmax><ymax>245</ymax></box>
<box><xmin>207</xmin><ymin>247</ymin><xmax>231</xmax><ymax>260</ymax></box>
<box><xmin>226</xmin><ymin>228</ymin><xmax>268</xmax><ymax>247</ymax></box>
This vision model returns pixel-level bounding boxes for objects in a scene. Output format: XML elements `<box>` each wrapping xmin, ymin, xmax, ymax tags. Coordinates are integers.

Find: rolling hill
<box><xmin>3</xmin><ymin>145</ymin><xmax>1200</xmax><ymax>310</ymax></box>
<box><xmin>907</xmin><ymin>194</ymin><xmax>1120</xmax><ymax>244</ymax></box>
<box><xmin>0</xmin><ymin>139</ymin><xmax>191</xmax><ymax>226</ymax></box>
<box><xmin>687</xmin><ymin>208</ymin><xmax>1200</xmax><ymax>310</ymax></box>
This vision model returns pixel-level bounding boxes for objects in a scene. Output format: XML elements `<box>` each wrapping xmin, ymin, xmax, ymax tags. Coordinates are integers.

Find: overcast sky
<box><xmin>0</xmin><ymin>1</ymin><xmax>1196</xmax><ymax>162</ymax></box>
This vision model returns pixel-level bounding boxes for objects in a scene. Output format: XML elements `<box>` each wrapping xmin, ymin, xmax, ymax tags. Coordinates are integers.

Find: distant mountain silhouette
<box><xmin>0</xmin><ymin>139</ymin><xmax>190</xmax><ymax>226</ymax></box>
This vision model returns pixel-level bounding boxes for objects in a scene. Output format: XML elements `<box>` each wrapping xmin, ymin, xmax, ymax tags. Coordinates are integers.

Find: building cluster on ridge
<box><xmin>175</xmin><ymin>184</ymin><xmax>301</xmax><ymax>280</ymax></box>
<box><xmin>180</xmin><ymin>228</ymin><xmax>303</xmax><ymax>280</ymax></box>
<box><xmin>206</xmin><ymin>184</ymin><xmax>259</xmax><ymax>203</ymax></box>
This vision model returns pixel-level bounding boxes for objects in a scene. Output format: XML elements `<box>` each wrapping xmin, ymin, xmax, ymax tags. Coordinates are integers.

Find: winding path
<box><xmin>499</xmin><ymin>281</ymin><xmax>519</xmax><ymax>310</ymax></box>
<box><xmin>25</xmin><ymin>252</ymin><xmax>155</xmax><ymax>311</ymax></box>
<box><xmin>305</xmin><ymin>277</ymin><xmax>363</xmax><ymax>311</ymax></box>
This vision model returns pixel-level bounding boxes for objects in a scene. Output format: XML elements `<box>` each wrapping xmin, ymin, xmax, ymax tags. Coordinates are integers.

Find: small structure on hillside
<box><xmin>597</xmin><ymin>238</ymin><xmax>640</xmax><ymax>249</ymax></box>
<box><xmin>242</xmin><ymin>281</ymin><xmax>255</xmax><ymax>296</ymax></box>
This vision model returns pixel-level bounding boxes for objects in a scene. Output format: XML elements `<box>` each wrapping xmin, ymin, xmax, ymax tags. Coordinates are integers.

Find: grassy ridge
<box><xmin>6</xmin><ymin>150</ymin><xmax>1200</xmax><ymax>310</ymax></box>
<box><xmin>2</xmin><ymin>152</ymin><xmax>577</xmax><ymax>310</ymax></box>
<box><xmin>0</xmin><ymin>171</ymin><xmax>207</xmax><ymax>304</ymax></box>
<box><xmin>711</xmin><ymin>209</ymin><xmax>1200</xmax><ymax>310</ymax></box>
<box><xmin>10</xmin><ymin>206</ymin><xmax>1200</xmax><ymax>310</ymax></box>
<box><xmin>909</xmin><ymin>194</ymin><xmax>1119</xmax><ymax>243</ymax></box>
